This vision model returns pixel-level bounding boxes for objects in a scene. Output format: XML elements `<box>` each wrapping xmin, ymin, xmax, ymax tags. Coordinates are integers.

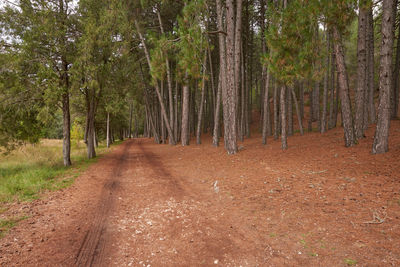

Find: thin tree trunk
<box><xmin>321</xmin><ymin>29</ymin><xmax>330</xmax><ymax>133</ymax></box>
<box><xmin>129</xmin><ymin>102</ymin><xmax>133</xmax><ymax>138</ymax></box>
<box><xmin>280</xmin><ymin>85</ymin><xmax>287</xmax><ymax>150</ymax></box>
<box><xmin>288</xmin><ymin>85</ymin><xmax>293</xmax><ymax>136</ymax></box>
<box><xmin>372</xmin><ymin>0</ymin><xmax>396</xmax><ymax>154</ymax></box>
<box><xmin>299</xmin><ymin>82</ymin><xmax>304</xmax><ymax>119</ymax></box>
<box><xmin>262</xmin><ymin>69</ymin><xmax>271</xmax><ymax>144</ymax></box>
<box><xmin>181</xmin><ymin>73</ymin><xmax>190</xmax><ymax>146</ymax></box>
<box><xmin>291</xmin><ymin>87</ymin><xmax>304</xmax><ymax>135</ymax></box>
<box><xmin>329</xmin><ymin>44</ymin><xmax>336</xmax><ymax>129</ymax></box>
<box><xmin>332</xmin><ymin>25</ymin><xmax>357</xmax><ymax>147</ymax></box>
<box><xmin>106</xmin><ymin>112</ymin><xmax>110</xmax><ymax>148</ymax></box>
<box><xmin>196</xmin><ymin>55</ymin><xmax>207</xmax><ymax>145</ymax></box>
<box><xmin>273</xmin><ymin>82</ymin><xmax>279</xmax><ymax>140</ymax></box>
<box><xmin>134</xmin><ymin>20</ymin><xmax>176</xmax><ymax>145</ymax></box>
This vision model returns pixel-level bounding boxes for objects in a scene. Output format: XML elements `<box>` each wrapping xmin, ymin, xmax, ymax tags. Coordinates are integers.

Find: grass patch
<box><xmin>344</xmin><ymin>258</ymin><xmax>357</xmax><ymax>266</ymax></box>
<box><xmin>0</xmin><ymin>139</ymin><xmax>116</xmax><ymax>203</ymax></box>
<box><xmin>0</xmin><ymin>216</ymin><xmax>28</xmax><ymax>238</ymax></box>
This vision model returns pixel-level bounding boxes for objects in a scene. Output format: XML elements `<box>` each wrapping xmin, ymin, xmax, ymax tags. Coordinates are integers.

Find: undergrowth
<box><xmin>0</xmin><ymin>139</ymin><xmax>116</xmax><ymax>203</ymax></box>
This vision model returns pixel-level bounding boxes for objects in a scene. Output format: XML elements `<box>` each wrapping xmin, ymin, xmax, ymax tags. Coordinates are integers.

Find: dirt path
<box><xmin>1</xmin><ymin>122</ymin><xmax>400</xmax><ymax>266</ymax></box>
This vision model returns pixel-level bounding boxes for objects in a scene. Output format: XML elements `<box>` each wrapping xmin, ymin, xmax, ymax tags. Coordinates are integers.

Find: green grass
<box><xmin>0</xmin><ymin>216</ymin><xmax>28</xmax><ymax>238</ymax></box>
<box><xmin>344</xmin><ymin>258</ymin><xmax>357</xmax><ymax>266</ymax></box>
<box><xmin>0</xmin><ymin>139</ymin><xmax>115</xmax><ymax>203</ymax></box>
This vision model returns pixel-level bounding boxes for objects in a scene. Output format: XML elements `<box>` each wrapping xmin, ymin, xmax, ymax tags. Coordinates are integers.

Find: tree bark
<box><xmin>355</xmin><ymin>3</ymin><xmax>368</xmax><ymax>138</ymax></box>
<box><xmin>367</xmin><ymin>6</ymin><xmax>376</xmax><ymax>123</ymax></box>
<box><xmin>62</xmin><ymin>91</ymin><xmax>71</xmax><ymax>166</ymax></box>
<box><xmin>128</xmin><ymin>102</ymin><xmax>133</xmax><ymax>138</ymax></box>
<box><xmin>223</xmin><ymin>0</ymin><xmax>238</xmax><ymax>154</ymax></box>
<box><xmin>196</xmin><ymin>56</ymin><xmax>207</xmax><ymax>145</ymax></box>
<box><xmin>332</xmin><ymin>25</ymin><xmax>357</xmax><ymax>147</ymax></box>
<box><xmin>280</xmin><ymin>85</ymin><xmax>288</xmax><ymax>150</ymax></box>
<box><xmin>321</xmin><ymin>29</ymin><xmax>330</xmax><ymax>133</ymax></box>
<box><xmin>391</xmin><ymin>18</ymin><xmax>400</xmax><ymax>118</ymax></box>
<box><xmin>291</xmin><ymin>87</ymin><xmax>304</xmax><ymax>135</ymax></box>
<box><xmin>273</xmin><ymin>82</ymin><xmax>279</xmax><ymax>140</ymax></box>
<box><xmin>372</xmin><ymin>0</ymin><xmax>396</xmax><ymax>154</ymax></box>
<box><xmin>106</xmin><ymin>112</ymin><xmax>110</xmax><ymax>148</ymax></box>
<box><xmin>262</xmin><ymin>69</ymin><xmax>271</xmax><ymax>144</ymax></box>
<box><xmin>181</xmin><ymin>73</ymin><xmax>190</xmax><ymax>146</ymax></box>
<box><xmin>287</xmin><ymin>85</ymin><xmax>293</xmax><ymax>136</ymax></box>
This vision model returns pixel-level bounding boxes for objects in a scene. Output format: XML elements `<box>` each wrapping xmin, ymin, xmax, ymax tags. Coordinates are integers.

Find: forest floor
<box><xmin>0</xmin><ymin>121</ymin><xmax>399</xmax><ymax>266</ymax></box>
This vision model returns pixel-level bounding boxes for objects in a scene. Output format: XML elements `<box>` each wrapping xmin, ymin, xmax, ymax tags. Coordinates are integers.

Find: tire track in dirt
<box><xmin>137</xmin><ymin>141</ymin><xmax>185</xmax><ymax>198</ymax></box>
<box><xmin>75</xmin><ymin>141</ymin><xmax>132</xmax><ymax>267</ymax></box>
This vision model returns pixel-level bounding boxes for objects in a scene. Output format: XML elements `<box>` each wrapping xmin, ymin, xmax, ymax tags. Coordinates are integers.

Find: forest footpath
<box><xmin>0</xmin><ymin>122</ymin><xmax>400</xmax><ymax>266</ymax></box>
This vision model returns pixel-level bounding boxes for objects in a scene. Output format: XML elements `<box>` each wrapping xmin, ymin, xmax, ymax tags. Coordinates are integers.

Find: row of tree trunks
<box><xmin>372</xmin><ymin>0</ymin><xmax>396</xmax><ymax>154</ymax></box>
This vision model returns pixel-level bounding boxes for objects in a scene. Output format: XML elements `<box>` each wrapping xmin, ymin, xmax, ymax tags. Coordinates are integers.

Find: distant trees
<box><xmin>1</xmin><ymin>0</ymin><xmax>400</xmax><ymax>159</ymax></box>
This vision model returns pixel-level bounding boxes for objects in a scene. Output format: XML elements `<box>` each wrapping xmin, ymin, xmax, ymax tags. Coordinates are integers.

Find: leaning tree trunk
<box><xmin>355</xmin><ymin>3</ymin><xmax>368</xmax><ymax>138</ymax></box>
<box><xmin>332</xmin><ymin>25</ymin><xmax>357</xmax><ymax>147</ymax></box>
<box><xmin>196</xmin><ymin>56</ymin><xmax>207</xmax><ymax>145</ymax></box>
<box><xmin>134</xmin><ymin>20</ymin><xmax>176</xmax><ymax>145</ymax></box>
<box><xmin>372</xmin><ymin>0</ymin><xmax>396</xmax><ymax>154</ymax></box>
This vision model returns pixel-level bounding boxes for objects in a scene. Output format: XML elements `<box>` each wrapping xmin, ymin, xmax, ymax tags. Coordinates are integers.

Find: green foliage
<box><xmin>265</xmin><ymin>1</ymin><xmax>322</xmax><ymax>86</ymax></box>
<box><xmin>175</xmin><ymin>0</ymin><xmax>208</xmax><ymax>81</ymax></box>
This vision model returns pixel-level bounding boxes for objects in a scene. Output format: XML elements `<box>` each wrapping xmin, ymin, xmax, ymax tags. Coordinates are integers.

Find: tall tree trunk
<box><xmin>181</xmin><ymin>73</ymin><xmax>190</xmax><ymax>146</ymax></box>
<box><xmin>355</xmin><ymin>3</ymin><xmax>368</xmax><ymax>138</ymax></box>
<box><xmin>329</xmin><ymin>44</ymin><xmax>336</xmax><ymax>129</ymax></box>
<box><xmin>280</xmin><ymin>85</ymin><xmax>288</xmax><ymax>150</ymax></box>
<box><xmin>86</xmin><ymin>94</ymin><xmax>96</xmax><ymax>159</ymax></box>
<box><xmin>157</xmin><ymin>10</ymin><xmax>175</xmax><ymax>132</ymax></box>
<box><xmin>273</xmin><ymin>83</ymin><xmax>279</xmax><ymax>140</ymax></box>
<box><xmin>392</xmin><ymin>19</ymin><xmax>400</xmax><ymax>118</ymax></box>
<box><xmin>129</xmin><ymin>102</ymin><xmax>133</xmax><ymax>138</ymax></box>
<box><xmin>287</xmin><ymin>86</ymin><xmax>293</xmax><ymax>136</ymax></box>
<box><xmin>321</xmin><ymin>29</ymin><xmax>330</xmax><ymax>133</ymax></box>
<box><xmin>106</xmin><ymin>112</ymin><xmax>110</xmax><ymax>148</ymax></box>
<box><xmin>262</xmin><ymin>69</ymin><xmax>271</xmax><ymax>145</ymax></box>
<box><xmin>299</xmin><ymin>82</ymin><xmax>304</xmax><ymax>119</ymax></box>
<box><xmin>134</xmin><ymin>20</ymin><xmax>176</xmax><ymax>145</ymax></box>
<box><xmin>62</xmin><ymin>91</ymin><xmax>71</xmax><ymax>166</ymax></box>
<box><xmin>196</xmin><ymin>56</ymin><xmax>207</xmax><ymax>145</ymax></box>
<box><xmin>367</xmin><ymin>6</ymin><xmax>376</xmax><ymax>123</ymax></box>
<box><xmin>223</xmin><ymin>0</ymin><xmax>238</xmax><ymax>154</ymax></box>
<box><xmin>332</xmin><ymin>25</ymin><xmax>357</xmax><ymax>147</ymax></box>
<box><xmin>234</xmin><ymin>0</ymin><xmax>243</xmax><ymax>141</ymax></box>
<box><xmin>372</xmin><ymin>0</ymin><xmax>396</xmax><ymax>154</ymax></box>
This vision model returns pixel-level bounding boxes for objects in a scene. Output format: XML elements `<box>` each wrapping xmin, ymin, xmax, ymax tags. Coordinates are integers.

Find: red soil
<box><xmin>0</xmin><ymin>121</ymin><xmax>399</xmax><ymax>266</ymax></box>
